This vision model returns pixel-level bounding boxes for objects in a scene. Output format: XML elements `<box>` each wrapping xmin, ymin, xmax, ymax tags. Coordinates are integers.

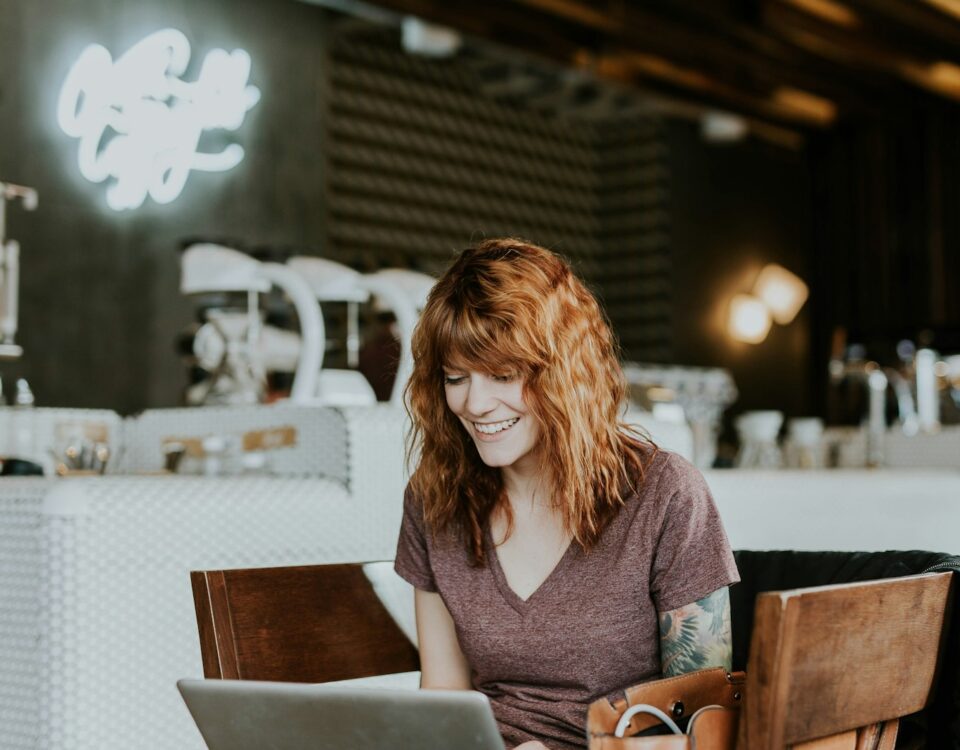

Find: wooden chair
<box><xmin>190</xmin><ymin>562</ymin><xmax>419</xmax><ymax>683</ymax></box>
<box><xmin>738</xmin><ymin>571</ymin><xmax>954</xmax><ymax>749</ymax></box>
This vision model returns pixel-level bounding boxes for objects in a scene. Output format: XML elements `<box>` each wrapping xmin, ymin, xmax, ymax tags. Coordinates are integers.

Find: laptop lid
<box><xmin>177</xmin><ymin>678</ymin><xmax>507</xmax><ymax>750</ymax></box>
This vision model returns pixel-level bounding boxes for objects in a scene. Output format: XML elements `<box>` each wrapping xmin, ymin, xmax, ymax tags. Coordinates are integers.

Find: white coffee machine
<box><xmin>180</xmin><ymin>243</ymin><xmax>322</xmax><ymax>405</ymax></box>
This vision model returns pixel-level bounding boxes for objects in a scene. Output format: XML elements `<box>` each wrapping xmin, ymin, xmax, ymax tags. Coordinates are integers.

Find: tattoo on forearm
<box><xmin>658</xmin><ymin>588</ymin><xmax>732</xmax><ymax>677</ymax></box>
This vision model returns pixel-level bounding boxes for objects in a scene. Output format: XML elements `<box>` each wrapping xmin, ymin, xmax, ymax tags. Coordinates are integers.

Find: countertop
<box><xmin>704</xmin><ymin>468</ymin><xmax>960</xmax><ymax>555</ymax></box>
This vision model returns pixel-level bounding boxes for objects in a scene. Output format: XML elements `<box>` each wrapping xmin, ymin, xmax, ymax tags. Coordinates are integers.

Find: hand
<box><xmin>513</xmin><ymin>742</ymin><xmax>551</xmax><ymax>750</ymax></box>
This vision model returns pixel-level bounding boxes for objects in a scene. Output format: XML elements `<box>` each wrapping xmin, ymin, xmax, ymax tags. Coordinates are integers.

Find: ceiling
<box><xmin>325</xmin><ymin>0</ymin><xmax>960</xmax><ymax>146</ymax></box>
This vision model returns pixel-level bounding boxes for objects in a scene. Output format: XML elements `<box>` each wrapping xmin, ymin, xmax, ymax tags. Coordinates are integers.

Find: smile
<box><xmin>473</xmin><ymin>417</ymin><xmax>520</xmax><ymax>435</ymax></box>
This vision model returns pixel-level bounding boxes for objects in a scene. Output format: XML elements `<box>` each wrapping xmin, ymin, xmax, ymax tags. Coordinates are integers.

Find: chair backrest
<box><xmin>190</xmin><ymin>562</ymin><xmax>419</xmax><ymax>683</ymax></box>
<box><xmin>738</xmin><ymin>571</ymin><xmax>954</xmax><ymax>749</ymax></box>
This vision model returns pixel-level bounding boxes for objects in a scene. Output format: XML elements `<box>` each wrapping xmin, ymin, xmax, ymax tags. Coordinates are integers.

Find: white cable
<box><xmin>686</xmin><ymin>705</ymin><xmax>724</xmax><ymax>734</ymax></box>
<box><xmin>614</xmin><ymin>703</ymin><xmax>682</xmax><ymax>737</ymax></box>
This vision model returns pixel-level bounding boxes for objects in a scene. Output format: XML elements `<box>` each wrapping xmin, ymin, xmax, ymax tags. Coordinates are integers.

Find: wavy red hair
<box><xmin>405</xmin><ymin>238</ymin><xmax>655</xmax><ymax>564</ymax></box>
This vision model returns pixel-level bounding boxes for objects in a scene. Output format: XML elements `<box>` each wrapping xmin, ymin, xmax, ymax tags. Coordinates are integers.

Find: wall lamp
<box><xmin>728</xmin><ymin>263</ymin><xmax>808</xmax><ymax>344</ymax></box>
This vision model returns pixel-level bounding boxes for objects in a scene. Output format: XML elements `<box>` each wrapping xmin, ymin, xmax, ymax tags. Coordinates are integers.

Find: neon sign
<box><xmin>57</xmin><ymin>29</ymin><xmax>261</xmax><ymax>211</ymax></box>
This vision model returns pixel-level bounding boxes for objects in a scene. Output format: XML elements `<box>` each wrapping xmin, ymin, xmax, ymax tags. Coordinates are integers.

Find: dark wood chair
<box><xmin>738</xmin><ymin>571</ymin><xmax>954</xmax><ymax>750</ymax></box>
<box><xmin>190</xmin><ymin>562</ymin><xmax>419</xmax><ymax>683</ymax></box>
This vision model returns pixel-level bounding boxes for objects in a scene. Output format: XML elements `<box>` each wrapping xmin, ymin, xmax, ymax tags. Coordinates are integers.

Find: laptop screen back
<box><xmin>177</xmin><ymin>678</ymin><xmax>506</xmax><ymax>750</ymax></box>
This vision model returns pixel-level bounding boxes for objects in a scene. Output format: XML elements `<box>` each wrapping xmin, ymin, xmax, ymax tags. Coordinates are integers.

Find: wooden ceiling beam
<box><xmin>588</xmin><ymin>50</ymin><xmax>836</xmax><ymax>128</ymax></box>
<box><xmin>364</xmin><ymin>0</ymin><xmax>960</xmax><ymax>130</ymax></box>
<box><xmin>365</xmin><ymin>0</ymin><xmax>592</xmax><ymax>56</ymax></box>
<box><xmin>368</xmin><ymin>0</ymin><xmax>807</xmax><ymax>122</ymax></box>
<box><xmin>854</xmin><ymin>0</ymin><xmax>960</xmax><ymax>52</ymax></box>
<box><xmin>508</xmin><ymin>0</ymin><xmax>906</xmax><ymax>122</ymax></box>
<box><xmin>351</xmin><ymin>0</ymin><xmax>813</xmax><ymax>147</ymax></box>
<box><xmin>630</xmin><ymin>0</ymin><xmax>895</xmax><ymax>115</ymax></box>
<box><xmin>762</xmin><ymin>1</ymin><xmax>960</xmax><ymax>103</ymax></box>
<box><xmin>503</xmin><ymin>0</ymin><xmax>623</xmax><ymax>34</ymax></box>
<box><xmin>372</xmin><ymin>0</ymin><xmax>854</xmax><ymax>124</ymax></box>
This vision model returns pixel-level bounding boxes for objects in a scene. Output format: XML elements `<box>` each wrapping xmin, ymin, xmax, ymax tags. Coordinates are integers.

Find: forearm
<box><xmin>415</xmin><ymin>588</ymin><xmax>473</xmax><ymax>689</ymax></box>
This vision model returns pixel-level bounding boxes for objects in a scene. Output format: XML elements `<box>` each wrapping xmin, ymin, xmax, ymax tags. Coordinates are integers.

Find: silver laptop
<box><xmin>177</xmin><ymin>678</ymin><xmax>506</xmax><ymax>750</ymax></box>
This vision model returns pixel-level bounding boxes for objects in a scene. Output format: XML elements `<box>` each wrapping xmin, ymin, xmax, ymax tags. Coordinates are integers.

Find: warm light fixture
<box><xmin>726</xmin><ymin>263</ymin><xmax>808</xmax><ymax>344</ymax></box>
<box><xmin>753</xmin><ymin>263</ymin><xmax>809</xmax><ymax>324</ymax></box>
<box><xmin>57</xmin><ymin>29</ymin><xmax>261</xmax><ymax>211</ymax></box>
<box><xmin>728</xmin><ymin>294</ymin><xmax>773</xmax><ymax>344</ymax></box>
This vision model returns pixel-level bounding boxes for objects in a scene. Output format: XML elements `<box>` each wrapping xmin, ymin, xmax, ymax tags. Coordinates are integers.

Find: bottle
<box><xmin>0</xmin><ymin>374</ymin><xmax>6</xmax><ymax>459</ymax></box>
<box><xmin>785</xmin><ymin>418</ymin><xmax>825</xmax><ymax>469</ymax></box>
<box><xmin>9</xmin><ymin>378</ymin><xmax>36</xmax><ymax>460</ymax></box>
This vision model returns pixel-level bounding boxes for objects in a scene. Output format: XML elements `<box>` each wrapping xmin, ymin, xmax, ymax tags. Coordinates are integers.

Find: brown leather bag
<box><xmin>586</xmin><ymin>668</ymin><xmax>745</xmax><ymax>750</ymax></box>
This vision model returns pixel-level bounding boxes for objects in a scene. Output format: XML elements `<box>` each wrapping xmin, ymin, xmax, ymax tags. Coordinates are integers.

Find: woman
<box><xmin>395</xmin><ymin>239</ymin><xmax>739</xmax><ymax>750</ymax></box>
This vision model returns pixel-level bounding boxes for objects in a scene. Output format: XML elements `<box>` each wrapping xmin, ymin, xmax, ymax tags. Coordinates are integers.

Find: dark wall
<box><xmin>808</xmin><ymin>98</ymin><xmax>960</xmax><ymax>412</ymax></box>
<box><xmin>0</xmin><ymin>0</ymin><xmax>332</xmax><ymax>412</ymax></box>
<box><xmin>668</xmin><ymin>122</ymin><xmax>813</xmax><ymax>421</ymax></box>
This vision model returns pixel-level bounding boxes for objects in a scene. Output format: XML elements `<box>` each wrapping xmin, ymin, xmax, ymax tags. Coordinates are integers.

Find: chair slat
<box><xmin>190</xmin><ymin>563</ymin><xmax>419</xmax><ymax>684</ymax></box>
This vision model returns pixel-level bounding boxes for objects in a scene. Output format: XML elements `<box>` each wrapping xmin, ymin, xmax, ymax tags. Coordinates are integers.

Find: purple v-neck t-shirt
<box><xmin>394</xmin><ymin>450</ymin><xmax>739</xmax><ymax>750</ymax></box>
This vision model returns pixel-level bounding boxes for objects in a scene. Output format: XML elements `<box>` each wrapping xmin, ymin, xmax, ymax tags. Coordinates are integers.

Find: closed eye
<box><xmin>443</xmin><ymin>374</ymin><xmax>467</xmax><ymax>386</ymax></box>
<box><xmin>492</xmin><ymin>373</ymin><xmax>518</xmax><ymax>383</ymax></box>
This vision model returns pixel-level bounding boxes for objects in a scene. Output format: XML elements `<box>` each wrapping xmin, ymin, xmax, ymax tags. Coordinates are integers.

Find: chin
<box><xmin>474</xmin><ymin>446</ymin><xmax>521</xmax><ymax>468</ymax></box>
<box><xmin>475</xmin><ymin>452</ymin><xmax>514</xmax><ymax>468</ymax></box>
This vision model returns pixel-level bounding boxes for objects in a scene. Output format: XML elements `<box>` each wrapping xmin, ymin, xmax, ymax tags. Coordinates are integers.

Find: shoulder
<box><xmin>616</xmin><ymin>449</ymin><xmax>719</xmax><ymax>538</ymax></box>
<box><xmin>624</xmin><ymin>448</ymin><xmax>706</xmax><ymax>504</ymax></box>
<box><xmin>651</xmin><ymin>450</ymin><xmax>710</xmax><ymax>496</ymax></box>
<box><xmin>401</xmin><ymin>481</ymin><xmax>420</xmax><ymax>512</ymax></box>
<box><xmin>403</xmin><ymin>481</ymin><xmax>420</xmax><ymax>507</ymax></box>
<box><xmin>400</xmin><ymin>482</ymin><xmax>429</xmax><ymax>533</ymax></box>
<box><xmin>400</xmin><ymin>480</ymin><xmax>461</xmax><ymax>548</ymax></box>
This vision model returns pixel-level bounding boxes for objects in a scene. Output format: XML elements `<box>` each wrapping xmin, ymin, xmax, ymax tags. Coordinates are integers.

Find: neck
<box><xmin>501</xmin><ymin>459</ymin><xmax>548</xmax><ymax>511</ymax></box>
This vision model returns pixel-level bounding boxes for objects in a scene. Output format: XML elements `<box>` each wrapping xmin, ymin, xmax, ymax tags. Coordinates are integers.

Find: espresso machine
<box><xmin>180</xmin><ymin>243</ymin><xmax>323</xmax><ymax>405</ymax></box>
<box><xmin>286</xmin><ymin>257</ymin><xmax>435</xmax><ymax>406</ymax></box>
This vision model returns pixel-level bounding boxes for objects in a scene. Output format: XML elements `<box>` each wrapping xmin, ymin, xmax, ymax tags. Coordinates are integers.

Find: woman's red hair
<box><xmin>405</xmin><ymin>238</ymin><xmax>654</xmax><ymax>564</ymax></box>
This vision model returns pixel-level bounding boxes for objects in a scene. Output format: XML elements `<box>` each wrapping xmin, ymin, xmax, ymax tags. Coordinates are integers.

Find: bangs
<box><xmin>434</xmin><ymin>304</ymin><xmax>535</xmax><ymax>376</ymax></box>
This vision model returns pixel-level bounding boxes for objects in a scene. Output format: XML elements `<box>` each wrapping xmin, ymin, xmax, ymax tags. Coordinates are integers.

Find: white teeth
<box><xmin>474</xmin><ymin>418</ymin><xmax>519</xmax><ymax>435</ymax></box>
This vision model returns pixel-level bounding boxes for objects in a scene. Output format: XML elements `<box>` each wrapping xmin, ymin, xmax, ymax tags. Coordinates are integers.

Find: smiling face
<box><xmin>443</xmin><ymin>367</ymin><xmax>541</xmax><ymax>477</ymax></box>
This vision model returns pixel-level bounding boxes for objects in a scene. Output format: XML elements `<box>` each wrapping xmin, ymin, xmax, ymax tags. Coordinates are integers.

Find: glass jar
<box><xmin>735</xmin><ymin>410</ymin><xmax>784</xmax><ymax>469</ymax></box>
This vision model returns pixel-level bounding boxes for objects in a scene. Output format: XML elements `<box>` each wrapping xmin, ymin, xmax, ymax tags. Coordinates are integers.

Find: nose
<box><xmin>464</xmin><ymin>375</ymin><xmax>497</xmax><ymax>417</ymax></box>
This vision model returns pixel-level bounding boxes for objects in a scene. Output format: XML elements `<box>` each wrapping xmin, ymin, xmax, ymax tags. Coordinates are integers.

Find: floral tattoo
<box><xmin>658</xmin><ymin>587</ymin><xmax>733</xmax><ymax>677</ymax></box>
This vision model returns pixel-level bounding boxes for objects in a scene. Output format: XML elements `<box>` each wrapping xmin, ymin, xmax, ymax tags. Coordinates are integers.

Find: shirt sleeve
<box><xmin>649</xmin><ymin>455</ymin><xmax>740</xmax><ymax>613</ymax></box>
<box><xmin>394</xmin><ymin>484</ymin><xmax>439</xmax><ymax>592</ymax></box>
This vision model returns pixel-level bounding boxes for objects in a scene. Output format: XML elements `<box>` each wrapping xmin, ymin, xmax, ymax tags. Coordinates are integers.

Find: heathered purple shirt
<box><xmin>394</xmin><ymin>450</ymin><xmax>739</xmax><ymax>750</ymax></box>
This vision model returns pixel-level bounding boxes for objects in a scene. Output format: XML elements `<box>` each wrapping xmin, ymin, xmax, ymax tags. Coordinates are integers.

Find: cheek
<box><xmin>509</xmin><ymin>383</ymin><xmax>530</xmax><ymax>413</ymax></box>
<box><xmin>517</xmin><ymin>391</ymin><xmax>534</xmax><ymax>415</ymax></box>
<box><xmin>524</xmin><ymin>418</ymin><xmax>541</xmax><ymax>445</ymax></box>
<box><xmin>444</xmin><ymin>386</ymin><xmax>461</xmax><ymax>413</ymax></box>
